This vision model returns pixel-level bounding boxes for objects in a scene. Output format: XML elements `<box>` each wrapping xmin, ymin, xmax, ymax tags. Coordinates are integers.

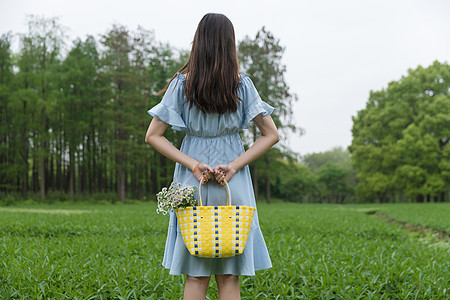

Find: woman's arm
<box><xmin>145</xmin><ymin>116</ymin><xmax>213</xmax><ymax>182</ymax></box>
<box><xmin>214</xmin><ymin>113</ymin><xmax>279</xmax><ymax>185</ymax></box>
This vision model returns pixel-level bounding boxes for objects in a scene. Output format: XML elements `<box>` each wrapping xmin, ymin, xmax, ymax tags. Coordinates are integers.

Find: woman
<box><xmin>145</xmin><ymin>13</ymin><xmax>279</xmax><ymax>300</ymax></box>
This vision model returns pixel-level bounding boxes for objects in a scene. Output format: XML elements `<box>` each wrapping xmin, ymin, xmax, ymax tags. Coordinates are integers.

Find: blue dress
<box><xmin>148</xmin><ymin>73</ymin><xmax>273</xmax><ymax>276</ymax></box>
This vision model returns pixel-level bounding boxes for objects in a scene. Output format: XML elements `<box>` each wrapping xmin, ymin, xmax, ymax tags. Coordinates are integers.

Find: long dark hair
<box><xmin>157</xmin><ymin>13</ymin><xmax>241</xmax><ymax>114</ymax></box>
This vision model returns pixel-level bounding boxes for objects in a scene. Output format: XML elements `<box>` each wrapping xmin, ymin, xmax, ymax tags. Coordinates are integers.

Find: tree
<box><xmin>0</xmin><ymin>32</ymin><xmax>15</xmax><ymax>192</ymax></box>
<box><xmin>238</xmin><ymin>27</ymin><xmax>302</xmax><ymax>202</ymax></box>
<box><xmin>99</xmin><ymin>24</ymin><xmax>136</xmax><ymax>203</ymax></box>
<box><xmin>147</xmin><ymin>42</ymin><xmax>188</xmax><ymax>194</ymax></box>
<box><xmin>2</xmin><ymin>18</ymin><xmax>315</xmax><ymax>203</ymax></box>
<box><xmin>33</xmin><ymin>16</ymin><xmax>65</xmax><ymax>200</ymax></box>
<box><xmin>274</xmin><ymin>161</ymin><xmax>317</xmax><ymax>203</ymax></box>
<box><xmin>60</xmin><ymin>36</ymin><xmax>100</xmax><ymax>198</ymax></box>
<box><xmin>10</xmin><ymin>16</ymin><xmax>66</xmax><ymax>200</ymax></box>
<box><xmin>302</xmin><ymin>147</ymin><xmax>356</xmax><ymax>202</ymax></box>
<box><xmin>316</xmin><ymin>162</ymin><xmax>350</xmax><ymax>204</ymax></box>
<box><xmin>303</xmin><ymin>147</ymin><xmax>353</xmax><ymax>173</ymax></box>
<box><xmin>350</xmin><ymin>61</ymin><xmax>450</xmax><ymax>202</ymax></box>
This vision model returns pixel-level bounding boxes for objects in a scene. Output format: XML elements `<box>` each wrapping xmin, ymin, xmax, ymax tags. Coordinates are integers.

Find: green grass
<box><xmin>348</xmin><ymin>203</ymin><xmax>450</xmax><ymax>233</ymax></box>
<box><xmin>0</xmin><ymin>203</ymin><xmax>449</xmax><ymax>299</ymax></box>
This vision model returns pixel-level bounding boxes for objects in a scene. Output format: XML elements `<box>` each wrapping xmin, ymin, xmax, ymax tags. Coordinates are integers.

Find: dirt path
<box><xmin>376</xmin><ymin>213</ymin><xmax>450</xmax><ymax>241</ymax></box>
<box><xmin>0</xmin><ymin>207</ymin><xmax>90</xmax><ymax>214</ymax></box>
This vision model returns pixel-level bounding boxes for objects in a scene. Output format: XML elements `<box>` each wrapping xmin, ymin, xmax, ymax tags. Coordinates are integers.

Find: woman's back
<box><xmin>150</xmin><ymin>73</ymin><xmax>273</xmax><ymax>138</ymax></box>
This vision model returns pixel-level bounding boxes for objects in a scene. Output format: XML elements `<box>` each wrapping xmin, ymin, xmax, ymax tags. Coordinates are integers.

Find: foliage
<box><xmin>0</xmin><ymin>16</ymin><xmax>186</xmax><ymax>202</ymax></box>
<box><xmin>350</xmin><ymin>61</ymin><xmax>450</xmax><ymax>203</ymax></box>
<box><xmin>303</xmin><ymin>147</ymin><xmax>351</xmax><ymax>173</ymax></box>
<box><xmin>302</xmin><ymin>147</ymin><xmax>356</xmax><ymax>203</ymax></box>
<box><xmin>269</xmin><ymin>147</ymin><xmax>358</xmax><ymax>204</ymax></box>
<box><xmin>1</xmin><ymin>19</ymin><xmax>307</xmax><ymax>204</ymax></box>
<box><xmin>315</xmin><ymin>162</ymin><xmax>351</xmax><ymax>204</ymax></box>
<box><xmin>274</xmin><ymin>161</ymin><xmax>317</xmax><ymax>202</ymax></box>
<box><xmin>0</xmin><ymin>203</ymin><xmax>449</xmax><ymax>298</ymax></box>
<box><xmin>4</xmin><ymin>16</ymin><xmax>446</xmax><ymax>205</ymax></box>
<box><xmin>238</xmin><ymin>27</ymin><xmax>301</xmax><ymax>142</ymax></box>
<box><xmin>238</xmin><ymin>27</ymin><xmax>303</xmax><ymax>202</ymax></box>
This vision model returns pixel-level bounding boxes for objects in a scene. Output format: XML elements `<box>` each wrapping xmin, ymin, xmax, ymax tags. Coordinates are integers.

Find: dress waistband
<box><xmin>185</xmin><ymin>132</ymin><xmax>240</xmax><ymax>139</ymax></box>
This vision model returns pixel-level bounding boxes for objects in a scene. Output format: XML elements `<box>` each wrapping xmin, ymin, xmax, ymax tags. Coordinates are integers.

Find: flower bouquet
<box><xmin>156</xmin><ymin>182</ymin><xmax>197</xmax><ymax>215</ymax></box>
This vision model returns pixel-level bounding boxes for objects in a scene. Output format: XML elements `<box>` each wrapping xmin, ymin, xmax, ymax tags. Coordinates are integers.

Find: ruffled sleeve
<box><xmin>240</xmin><ymin>74</ymin><xmax>275</xmax><ymax>129</ymax></box>
<box><xmin>147</xmin><ymin>75</ymin><xmax>186</xmax><ymax>131</ymax></box>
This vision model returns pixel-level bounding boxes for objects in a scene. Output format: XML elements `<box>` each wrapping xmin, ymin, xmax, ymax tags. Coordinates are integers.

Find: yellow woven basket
<box><xmin>176</xmin><ymin>181</ymin><xmax>255</xmax><ymax>258</ymax></box>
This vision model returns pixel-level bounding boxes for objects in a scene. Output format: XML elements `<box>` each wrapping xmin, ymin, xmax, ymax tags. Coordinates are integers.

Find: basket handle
<box><xmin>198</xmin><ymin>180</ymin><xmax>231</xmax><ymax>206</ymax></box>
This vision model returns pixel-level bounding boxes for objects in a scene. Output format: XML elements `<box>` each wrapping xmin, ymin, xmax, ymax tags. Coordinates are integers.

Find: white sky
<box><xmin>1</xmin><ymin>0</ymin><xmax>449</xmax><ymax>156</ymax></box>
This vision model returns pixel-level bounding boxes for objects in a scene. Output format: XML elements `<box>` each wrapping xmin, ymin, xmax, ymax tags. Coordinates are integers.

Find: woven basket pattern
<box><xmin>176</xmin><ymin>204</ymin><xmax>255</xmax><ymax>258</ymax></box>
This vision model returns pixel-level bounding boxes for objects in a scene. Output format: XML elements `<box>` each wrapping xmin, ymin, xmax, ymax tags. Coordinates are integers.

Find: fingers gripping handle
<box><xmin>198</xmin><ymin>181</ymin><xmax>231</xmax><ymax>206</ymax></box>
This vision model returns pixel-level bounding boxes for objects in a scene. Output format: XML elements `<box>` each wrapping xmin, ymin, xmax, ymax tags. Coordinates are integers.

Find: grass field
<box><xmin>347</xmin><ymin>203</ymin><xmax>450</xmax><ymax>234</ymax></box>
<box><xmin>0</xmin><ymin>202</ymin><xmax>449</xmax><ymax>299</ymax></box>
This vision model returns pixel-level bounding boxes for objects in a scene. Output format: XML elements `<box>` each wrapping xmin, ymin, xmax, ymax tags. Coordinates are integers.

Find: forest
<box><xmin>0</xmin><ymin>16</ymin><xmax>448</xmax><ymax>204</ymax></box>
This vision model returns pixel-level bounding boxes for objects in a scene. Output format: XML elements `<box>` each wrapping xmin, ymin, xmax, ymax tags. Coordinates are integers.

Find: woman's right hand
<box><xmin>213</xmin><ymin>164</ymin><xmax>237</xmax><ymax>186</ymax></box>
<box><xmin>193</xmin><ymin>162</ymin><xmax>214</xmax><ymax>184</ymax></box>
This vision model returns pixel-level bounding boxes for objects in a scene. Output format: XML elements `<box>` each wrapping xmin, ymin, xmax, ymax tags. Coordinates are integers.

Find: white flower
<box><xmin>155</xmin><ymin>182</ymin><xmax>197</xmax><ymax>215</ymax></box>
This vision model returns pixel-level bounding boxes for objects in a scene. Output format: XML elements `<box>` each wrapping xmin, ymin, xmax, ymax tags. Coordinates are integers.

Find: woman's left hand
<box><xmin>213</xmin><ymin>164</ymin><xmax>237</xmax><ymax>186</ymax></box>
<box><xmin>193</xmin><ymin>163</ymin><xmax>214</xmax><ymax>184</ymax></box>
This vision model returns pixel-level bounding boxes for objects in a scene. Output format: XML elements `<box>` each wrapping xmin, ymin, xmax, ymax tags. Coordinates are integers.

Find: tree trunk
<box><xmin>138</xmin><ymin>164</ymin><xmax>143</xmax><ymax>200</ymax></box>
<box><xmin>50</xmin><ymin>152</ymin><xmax>54</xmax><ymax>191</ymax></box>
<box><xmin>40</xmin><ymin>155</ymin><xmax>45</xmax><ymax>200</ymax></box>
<box><xmin>69</xmin><ymin>152</ymin><xmax>75</xmax><ymax>199</ymax></box>
<box><xmin>416</xmin><ymin>194</ymin><xmax>424</xmax><ymax>203</ymax></box>
<box><xmin>265</xmin><ymin>175</ymin><xmax>270</xmax><ymax>204</ymax></box>
<box><xmin>145</xmin><ymin>163</ymin><xmax>150</xmax><ymax>196</ymax></box>
<box><xmin>103</xmin><ymin>148</ymin><xmax>107</xmax><ymax>193</ymax></box>
<box><xmin>57</xmin><ymin>119</ymin><xmax>63</xmax><ymax>191</ymax></box>
<box><xmin>109</xmin><ymin>153</ymin><xmax>113</xmax><ymax>193</ymax></box>
<box><xmin>91</xmin><ymin>127</ymin><xmax>96</xmax><ymax>193</ymax></box>
<box><xmin>20</xmin><ymin>100</ymin><xmax>29</xmax><ymax>196</ymax></box>
<box><xmin>32</xmin><ymin>134</ymin><xmax>39</xmax><ymax>192</ymax></box>
<box><xmin>99</xmin><ymin>144</ymin><xmax>105</xmax><ymax>193</ymax></box>
<box><xmin>151</xmin><ymin>160</ymin><xmax>158</xmax><ymax>194</ymax></box>
<box><xmin>117</xmin><ymin>153</ymin><xmax>125</xmax><ymax>203</ymax></box>
<box><xmin>22</xmin><ymin>146</ymin><xmax>29</xmax><ymax>196</ymax></box>
<box><xmin>264</xmin><ymin>155</ymin><xmax>271</xmax><ymax>203</ymax></box>
<box><xmin>56</xmin><ymin>142</ymin><xmax>62</xmax><ymax>192</ymax></box>
<box><xmin>124</xmin><ymin>167</ymin><xmax>128</xmax><ymax>197</ymax></box>
<box><xmin>86</xmin><ymin>133</ymin><xmax>91</xmax><ymax>194</ymax></box>
<box><xmin>78</xmin><ymin>157</ymin><xmax>83</xmax><ymax>195</ymax></box>
<box><xmin>39</xmin><ymin>113</ymin><xmax>46</xmax><ymax>200</ymax></box>
<box><xmin>251</xmin><ymin>166</ymin><xmax>258</xmax><ymax>200</ymax></box>
<box><xmin>160</xmin><ymin>155</ymin><xmax>167</xmax><ymax>187</ymax></box>
<box><xmin>63</xmin><ymin>162</ymin><xmax>68</xmax><ymax>193</ymax></box>
<box><xmin>131</xmin><ymin>164</ymin><xmax>136</xmax><ymax>198</ymax></box>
